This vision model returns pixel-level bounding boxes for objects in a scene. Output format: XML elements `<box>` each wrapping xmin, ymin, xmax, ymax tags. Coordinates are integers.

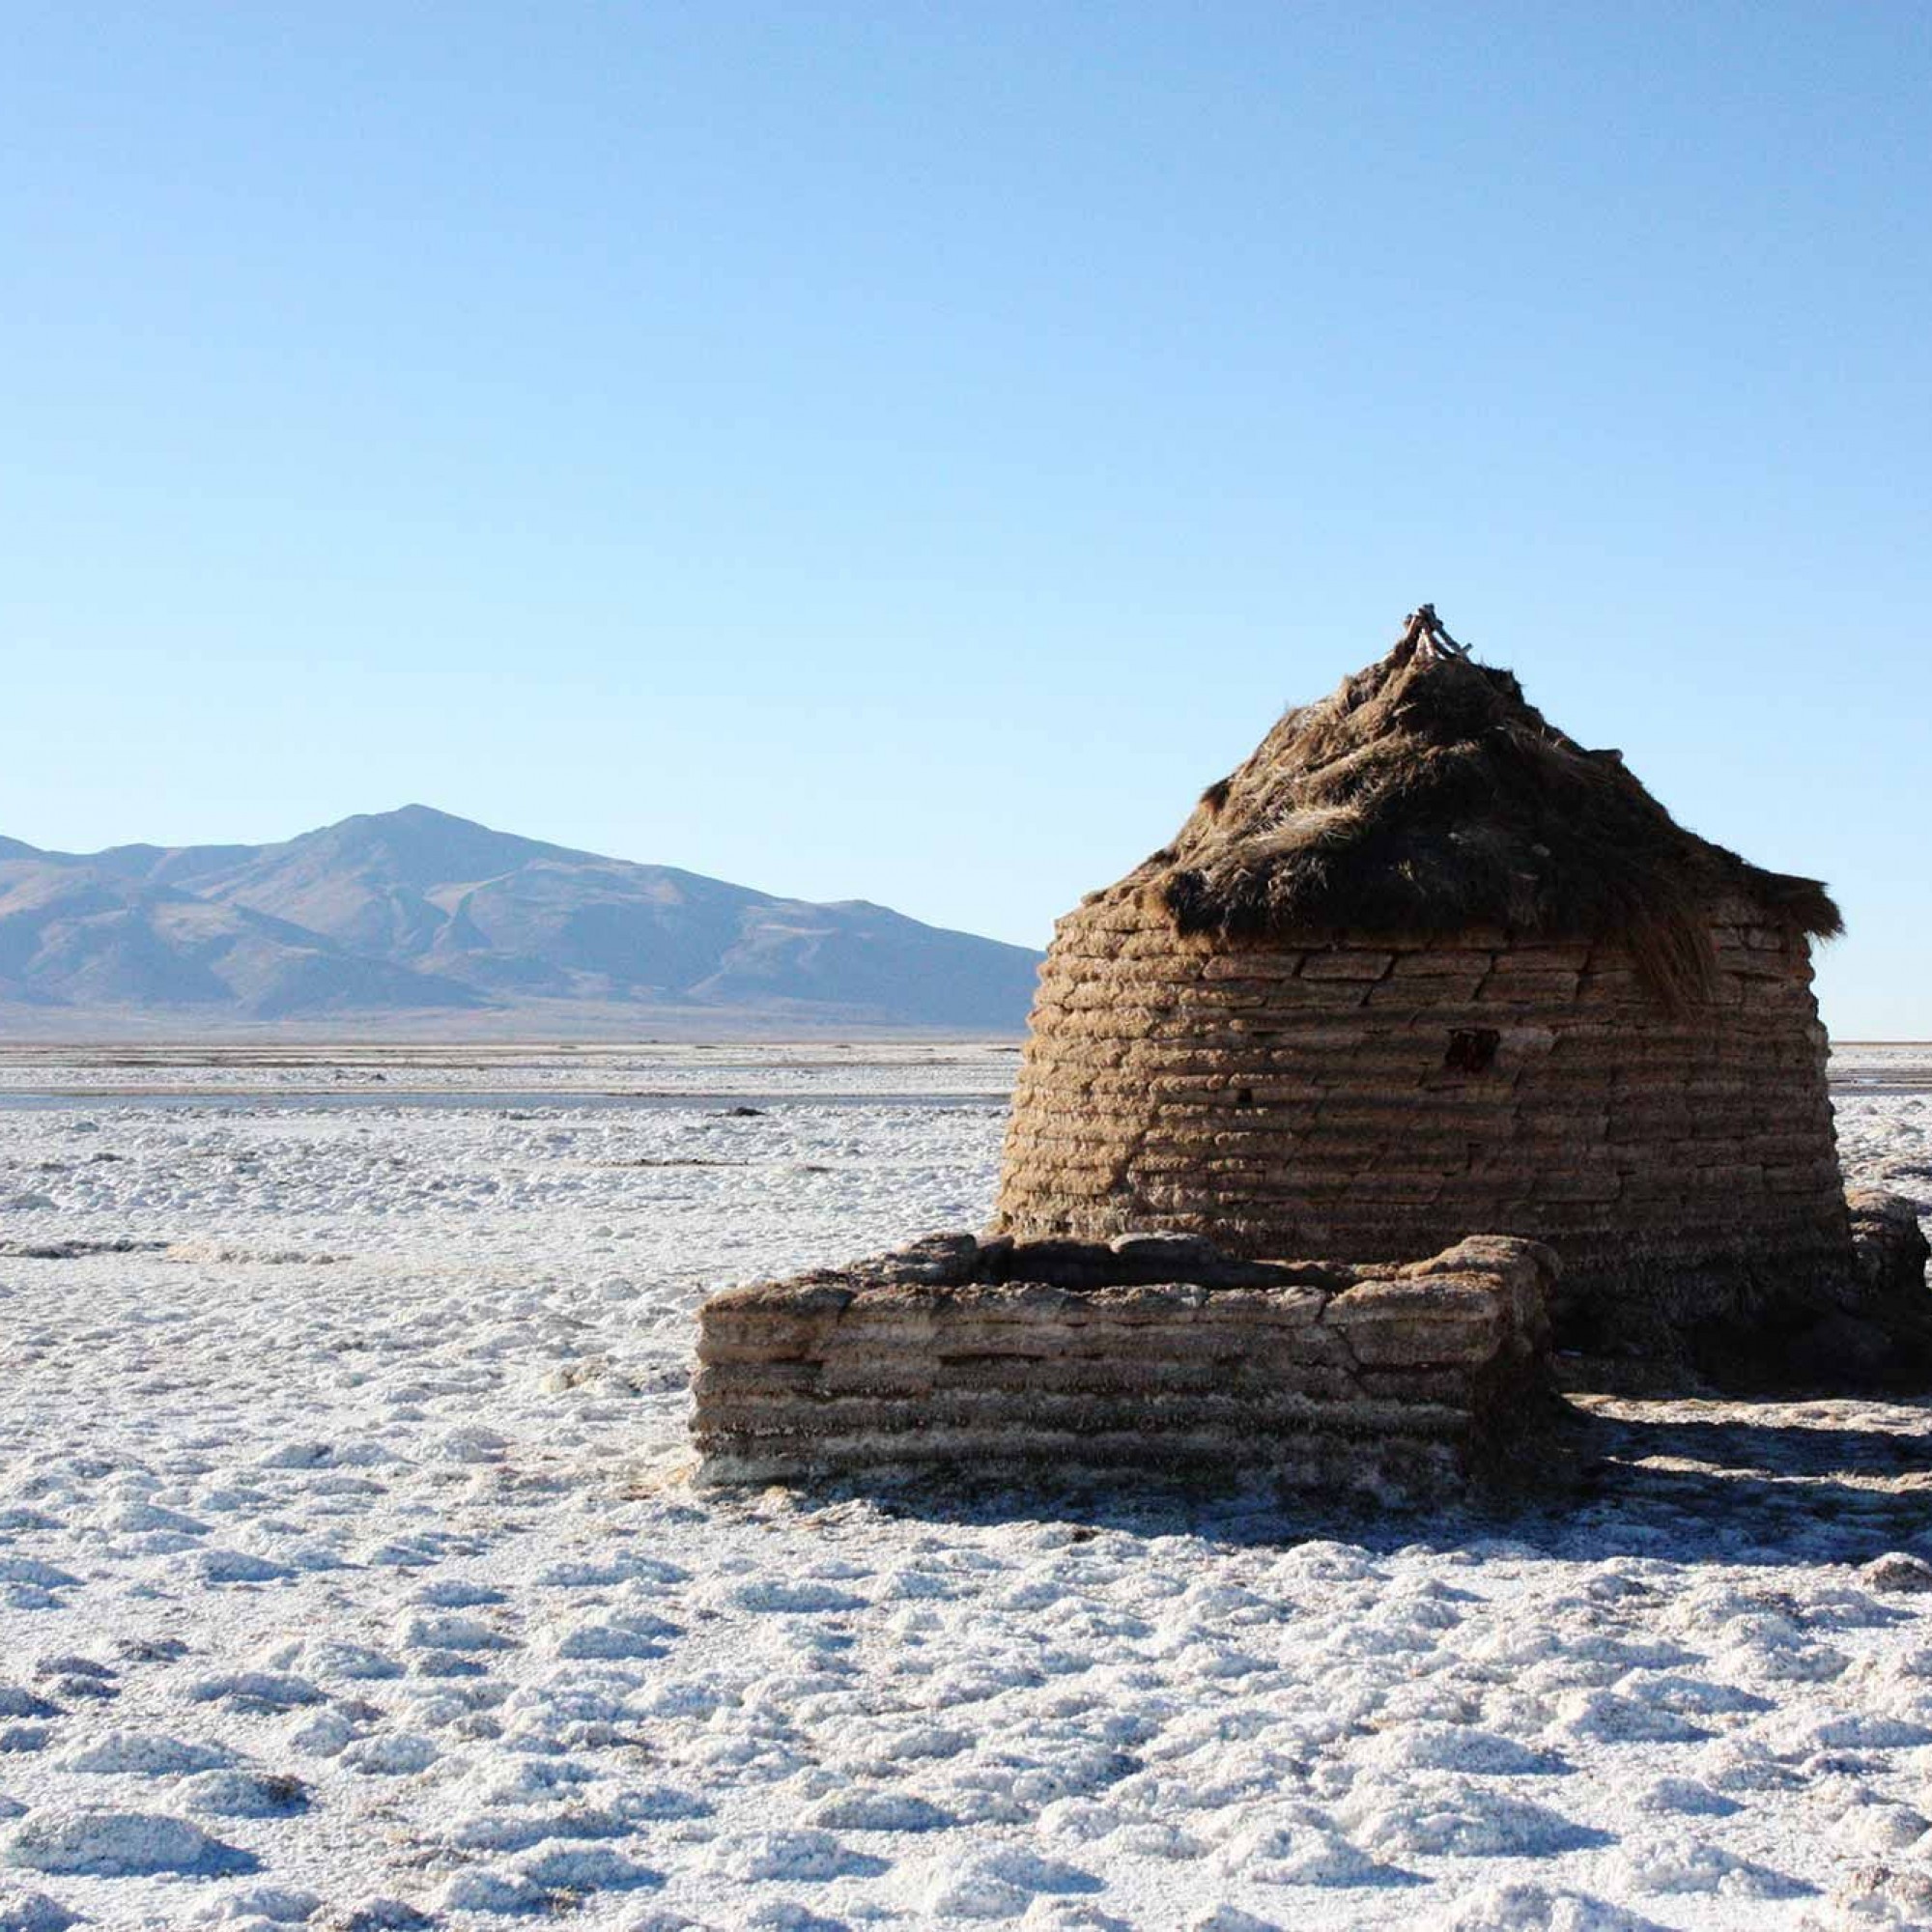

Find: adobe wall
<box><xmin>692</xmin><ymin>1231</ymin><xmax>1556</xmax><ymax>1494</ymax></box>
<box><xmin>995</xmin><ymin>893</ymin><xmax>1850</xmax><ymax>1347</ymax></box>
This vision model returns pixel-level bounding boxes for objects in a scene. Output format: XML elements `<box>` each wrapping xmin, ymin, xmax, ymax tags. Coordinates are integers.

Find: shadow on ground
<box><xmin>713</xmin><ymin>1392</ymin><xmax>1932</xmax><ymax>1572</ymax></box>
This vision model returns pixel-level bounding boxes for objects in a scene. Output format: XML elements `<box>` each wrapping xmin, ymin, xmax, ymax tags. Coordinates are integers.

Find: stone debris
<box><xmin>1848</xmin><ymin>1188</ymin><xmax>1932</xmax><ymax>1305</ymax></box>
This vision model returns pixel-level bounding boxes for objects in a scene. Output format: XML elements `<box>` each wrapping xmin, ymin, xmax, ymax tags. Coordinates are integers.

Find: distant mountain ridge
<box><xmin>0</xmin><ymin>806</ymin><xmax>1042</xmax><ymax>1032</ymax></box>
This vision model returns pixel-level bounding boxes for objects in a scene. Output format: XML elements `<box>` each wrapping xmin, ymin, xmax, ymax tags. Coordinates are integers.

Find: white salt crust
<box><xmin>0</xmin><ymin>1052</ymin><xmax>1926</xmax><ymax>1929</ymax></box>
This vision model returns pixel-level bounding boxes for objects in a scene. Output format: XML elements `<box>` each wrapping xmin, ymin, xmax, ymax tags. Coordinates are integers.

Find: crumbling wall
<box><xmin>692</xmin><ymin>1231</ymin><xmax>1556</xmax><ymax>1494</ymax></box>
<box><xmin>995</xmin><ymin>891</ymin><xmax>1850</xmax><ymax>1356</ymax></box>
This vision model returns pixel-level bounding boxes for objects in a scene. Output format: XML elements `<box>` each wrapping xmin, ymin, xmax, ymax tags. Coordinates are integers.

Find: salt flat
<box><xmin>0</xmin><ymin>1051</ymin><xmax>1928</xmax><ymax>1931</ymax></box>
<box><xmin>0</xmin><ymin>1043</ymin><xmax>1023</xmax><ymax>1100</ymax></box>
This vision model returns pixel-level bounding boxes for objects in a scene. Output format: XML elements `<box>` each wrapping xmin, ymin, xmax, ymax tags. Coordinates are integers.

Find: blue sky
<box><xmin>4</xmin><ymin>4</ymin><xmax>1927</xmax><ymax>1034</ymax></box>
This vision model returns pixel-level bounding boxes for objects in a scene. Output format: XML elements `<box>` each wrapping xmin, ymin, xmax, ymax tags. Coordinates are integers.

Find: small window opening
<box><xmin>1235</xmin><ymin>1087</ymin><xmax>1255</xmax><ymax>1109</ymax></box>
<box><xmin>1444</xmin><ymin>1028</ymin><xmax>1501</xmax><ymax>1074</ymax></box>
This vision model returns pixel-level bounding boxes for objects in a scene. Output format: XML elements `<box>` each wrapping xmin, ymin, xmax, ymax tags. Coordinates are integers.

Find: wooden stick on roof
<box><xmin>1394</xmin><ymin>602</ymin><xmax>1472</xmax><ymax>664</ymax></box>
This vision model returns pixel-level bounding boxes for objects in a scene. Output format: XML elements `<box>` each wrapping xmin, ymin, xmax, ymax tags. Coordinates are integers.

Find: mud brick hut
<box><xmin>994</xmin><ymin>607</ymin><xmax>1918</xmax><ymax>1378</ymax></box>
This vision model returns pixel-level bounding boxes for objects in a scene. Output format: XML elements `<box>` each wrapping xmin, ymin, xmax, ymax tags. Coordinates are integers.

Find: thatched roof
<box><xmin>1130</xmin><ymin>608</ymin><xmax>1841</xmax><ymax>1007</ymax></box>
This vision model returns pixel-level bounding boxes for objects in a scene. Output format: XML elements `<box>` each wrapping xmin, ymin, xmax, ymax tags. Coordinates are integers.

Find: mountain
<box><xmin>0</xmin><ymin>859</ymin><xmax>486</xmax><ymax>1019</ymax></box>
<box><xmin>0</xmin><ymin>808</ymin><xmax>1042</xmax><ymax>1033</ymax></box>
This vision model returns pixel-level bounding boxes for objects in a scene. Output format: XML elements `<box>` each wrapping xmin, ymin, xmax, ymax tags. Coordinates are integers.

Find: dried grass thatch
<box><xmin>1133</xmin><ymin>609</ymin><xmax>1841</xmax><ymax>1008</ymax></box>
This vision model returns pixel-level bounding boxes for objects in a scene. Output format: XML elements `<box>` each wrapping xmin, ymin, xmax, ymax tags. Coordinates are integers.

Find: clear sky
<box><xmin>4</xmin><ymin>4</ymin><xmax>1927</xmax><ymax>1035</ymax></box>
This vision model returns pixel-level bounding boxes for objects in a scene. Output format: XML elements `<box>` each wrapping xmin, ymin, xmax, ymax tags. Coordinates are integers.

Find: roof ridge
<box><xmin>1127</xmin><ymin>611</ymin><xmax>1839</xmax><ymax>1009</ymax></box>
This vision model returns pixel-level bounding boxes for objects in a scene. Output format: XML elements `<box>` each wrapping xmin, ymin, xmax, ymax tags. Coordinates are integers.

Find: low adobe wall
<box><xmin>691</xmin><ymin>1230</ymin><xmax>1556</xmax><ymax>1495</ymax></box>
